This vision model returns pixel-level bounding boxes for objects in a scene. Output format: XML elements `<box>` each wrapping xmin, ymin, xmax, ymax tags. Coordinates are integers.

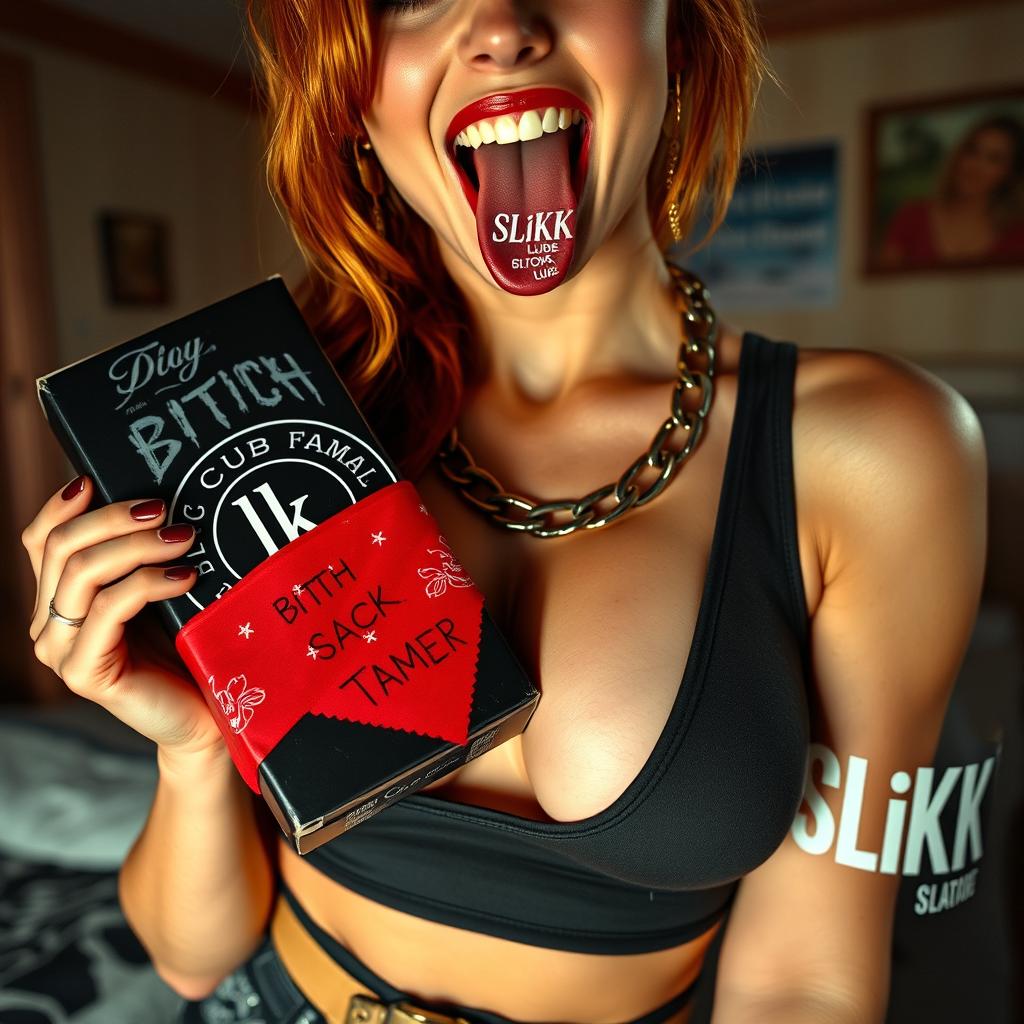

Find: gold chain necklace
<box><xmin>435</xmin><ymin>263</ymin><xmax>718</xmax><ymax>538</ymax></box>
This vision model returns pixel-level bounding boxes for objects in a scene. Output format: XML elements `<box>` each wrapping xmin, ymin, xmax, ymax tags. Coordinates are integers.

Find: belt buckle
<box><xmin>347</xmin><ymin>993</ymin><xmax>472</xmax><ymax>1024</ymax></box>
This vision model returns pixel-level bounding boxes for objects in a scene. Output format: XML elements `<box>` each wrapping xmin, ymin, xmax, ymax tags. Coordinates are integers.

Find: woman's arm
<box><xmin>118</xmin><ymin>744</ymin><xmax>278</xmax><ymax>1001</ymax></box>
<box><xmin>17</xmin><ymin>479</ymin><xmax>280</xmax><ymax>1003</ymax></box>
<box><xmin>709</xmin><ymin>349</ymin><xmax>988</xmax><ymax>1023</ymax></box>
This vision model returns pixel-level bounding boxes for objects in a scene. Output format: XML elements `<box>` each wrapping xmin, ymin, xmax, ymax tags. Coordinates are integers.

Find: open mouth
<box><xmin>445</xmin><ymin>87</ymin><xmax>592</xmax><ymax>296</ymax></box>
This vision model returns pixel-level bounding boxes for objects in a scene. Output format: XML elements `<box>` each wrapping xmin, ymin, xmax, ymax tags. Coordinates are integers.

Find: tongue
<box><xmin>474</xmin><ymin>128</ymin><xmax>577</xmax><ymax>296</ymax></box>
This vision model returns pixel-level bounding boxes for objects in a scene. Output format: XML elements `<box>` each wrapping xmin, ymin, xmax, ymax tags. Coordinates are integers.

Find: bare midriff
<box><xmin>277</xmin><ymin>807</ymin><xmax>719</xmax><ymax>1024</ymax></box>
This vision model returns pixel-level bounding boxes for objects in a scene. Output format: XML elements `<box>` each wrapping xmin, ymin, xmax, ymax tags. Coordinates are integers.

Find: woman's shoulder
<box><xmin>724</xmin><ymin>331</ymin><xmax>984</xmax><ymax>521</ymax></box>
<box><xmin>790</xmin><ymin>342</ymin><xmax>983</xmax><ymax>459</ymax></box>
<box><xmin>789</xmin><ymin>342</ymin><xmax>986</xmax><ymax>597</ymax></box>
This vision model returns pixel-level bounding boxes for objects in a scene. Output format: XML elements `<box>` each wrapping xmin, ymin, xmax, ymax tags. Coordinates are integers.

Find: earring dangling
<box><xmin>665</xmin><ymin>71</ymin><xmax>683</xmax><ymax>245</ymax></box>
<box><xmin>353</xmin><ymin>137</ymin><xmax>387</xmax><ymax>236</ymax></box>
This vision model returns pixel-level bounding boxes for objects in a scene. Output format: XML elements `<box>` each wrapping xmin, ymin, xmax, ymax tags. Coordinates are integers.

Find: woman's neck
<box><xmin>440</xmin><ymin>197</ymin><xmax>685</xmax><ymax>412</ymax></box>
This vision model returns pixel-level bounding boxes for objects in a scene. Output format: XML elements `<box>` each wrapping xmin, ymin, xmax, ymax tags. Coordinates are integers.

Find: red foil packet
<box><xmin>175</xmin><ymin>482</ymin><xmax>484</xmax><ymax>793</ymax></box>
<box><xmin>171</xmin><ymin>473</ymin><xmax>538</xmax><ymax>854</ymax></box>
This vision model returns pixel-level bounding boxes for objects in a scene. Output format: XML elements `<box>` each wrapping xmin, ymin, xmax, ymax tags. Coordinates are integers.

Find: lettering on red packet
<box><xmin>175</xmin><ymin>482</ymin><xmax>484</xmax><ymax>791</ymax></box>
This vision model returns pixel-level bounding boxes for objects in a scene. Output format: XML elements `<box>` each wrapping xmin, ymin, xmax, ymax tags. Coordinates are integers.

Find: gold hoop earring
<box><xmin>353</xmin><ymin>137</ymin><xmax>387</xmax><ymax>236</ymax></box>
<box><xmin>665</xmin><ymin>71</ymin><xmax>683</xmax><ymax>245</ymax></box>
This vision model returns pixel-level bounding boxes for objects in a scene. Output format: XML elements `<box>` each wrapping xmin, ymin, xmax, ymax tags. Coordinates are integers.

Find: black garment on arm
<box><xmin>305</xmin><ymin>331</ymin><xmax>811</xmax><ymax>955</ymax></box>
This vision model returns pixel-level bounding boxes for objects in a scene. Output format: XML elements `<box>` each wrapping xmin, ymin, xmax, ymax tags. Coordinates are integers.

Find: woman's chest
<box><xmin>416</xmin><ymin>481</ymin><xmax>719</xmax><ymax>822</ymax></box>
<box><xmin>407</xmin><ymin>361</ymin><xmax>811</xmax><ymax>824</ymax></box>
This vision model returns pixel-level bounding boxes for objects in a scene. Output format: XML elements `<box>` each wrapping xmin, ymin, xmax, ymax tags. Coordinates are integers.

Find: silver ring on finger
<box><xmin>48</xmin><ymin>595</ymin><xmax>87</xmax><ymax>629</ymax></box>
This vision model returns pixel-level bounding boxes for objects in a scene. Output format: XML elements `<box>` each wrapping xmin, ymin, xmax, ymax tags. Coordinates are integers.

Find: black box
<box><xmin>37</xmin><ymin>277</ymin><xmax>539</xmax><ymax>853</ymax></box>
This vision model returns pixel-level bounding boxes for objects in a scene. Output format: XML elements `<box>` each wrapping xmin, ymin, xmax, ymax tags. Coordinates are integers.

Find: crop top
<box><xmin>303</xmin><ymin>330</ymin><xmax>812</xmax><ymax>955</ymax></box>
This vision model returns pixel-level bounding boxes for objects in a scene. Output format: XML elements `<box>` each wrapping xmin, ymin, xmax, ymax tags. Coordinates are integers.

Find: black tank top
<box><xmin>303</xmin><ymin>330</ymin><xmax>812</xmax><ymax>954</ymax></box>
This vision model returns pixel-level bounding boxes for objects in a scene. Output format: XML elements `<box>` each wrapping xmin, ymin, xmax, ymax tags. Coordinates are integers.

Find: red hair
<box><xmin>246</xmin><ymin>1</ymin><xmax>768</xmax><ymax>477</ymax></box>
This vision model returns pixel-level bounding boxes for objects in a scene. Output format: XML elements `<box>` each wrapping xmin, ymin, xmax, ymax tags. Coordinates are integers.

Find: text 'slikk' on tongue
<box><xmin>455</xmin><ymin>115</ymin><xmax>587</xmax><ymax>296</ymax></box>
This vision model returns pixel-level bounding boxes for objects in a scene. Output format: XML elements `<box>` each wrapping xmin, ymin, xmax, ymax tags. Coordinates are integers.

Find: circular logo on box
<box><xmin>168</xmin><ymin>419</ymin><xmax>396</xmax><ymax>610</ymax></box>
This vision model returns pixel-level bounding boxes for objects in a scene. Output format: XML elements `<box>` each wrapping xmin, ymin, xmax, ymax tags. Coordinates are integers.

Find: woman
<box><xmin>21</xmin><ymin>2</ymin><xmax>988</xmax><ymax>1022</ymax></box>
<box><xmin>877</xmin><ymin>114</ymin><xmax>1024</xmax><ymax>267</ymax></box>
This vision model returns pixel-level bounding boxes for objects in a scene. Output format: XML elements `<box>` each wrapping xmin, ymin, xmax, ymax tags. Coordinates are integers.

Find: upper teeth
<box><xmin>454</xmin><ymin>107</ymin><xmax>583</xmax><ymax>149</ymax></box>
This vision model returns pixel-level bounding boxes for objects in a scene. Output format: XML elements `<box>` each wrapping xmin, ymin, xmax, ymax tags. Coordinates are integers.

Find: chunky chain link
<box><xmin>435</xmin><ymin>263</ymin><xmax>718</xmax><ymax>539</ymax></box>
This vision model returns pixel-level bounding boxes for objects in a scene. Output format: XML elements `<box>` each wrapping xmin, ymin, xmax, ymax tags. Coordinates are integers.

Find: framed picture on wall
<box><xmin>865</xmin><ymin>83</ymin><xmax>1024</xmax><ymax>275</ymax></box>
<box><xmin>98</xmin><ymin>210</ymin><xmax>171</xmax><ymax>305</ymax></box>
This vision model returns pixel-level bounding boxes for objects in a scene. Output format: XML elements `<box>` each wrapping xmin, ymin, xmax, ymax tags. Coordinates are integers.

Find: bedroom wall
<box><xmin>700</xmin><ymin>1</ymin><xmax>1024</xmax><ymax>362</ymax></box>
<box><xmin>0</xmin><ymin>26</ymin><xmax>302</xmax><ymax>702</ymax></box>
<box><xmin>0</xmin><ymin>31</ymin><xmax>303</xmax><ymax>368</ymax></box>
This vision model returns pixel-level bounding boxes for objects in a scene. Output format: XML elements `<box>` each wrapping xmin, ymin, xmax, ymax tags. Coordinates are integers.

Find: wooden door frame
<box><xmin>0</xmin><ymin>50</ymin><xmax>69</xmax><ymax>702</ymax></box>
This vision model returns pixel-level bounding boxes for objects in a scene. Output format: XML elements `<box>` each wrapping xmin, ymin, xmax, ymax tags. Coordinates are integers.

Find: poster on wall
<box><xmin>865</xmin><ymin>83</ymin><xmax>1024</xmax><ymax>274</ymax></box>
<box><xmin>675</xmin><ymin>141</ymin><xmax>839</xmax><ymax>312</ymax></box>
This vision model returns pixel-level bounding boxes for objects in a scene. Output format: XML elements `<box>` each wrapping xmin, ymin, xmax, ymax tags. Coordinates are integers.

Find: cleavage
<box><xmin>412</xmin><ymin>378</ymin><xmax>739</xmax><ymax>823</ymax></box>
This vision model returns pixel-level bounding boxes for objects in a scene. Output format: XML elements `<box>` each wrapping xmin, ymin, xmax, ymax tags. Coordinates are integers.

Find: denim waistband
<box><xmin>280</xmin><ymin>881</ymin><xmax>697</xmax><ymax>1024</ymax></box>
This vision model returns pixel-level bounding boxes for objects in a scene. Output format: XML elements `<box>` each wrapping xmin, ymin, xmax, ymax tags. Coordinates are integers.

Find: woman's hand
<box><xmin>21</xmin><ymin>473</ymin><xmax>225</xmax><ymax>759</ymax></box>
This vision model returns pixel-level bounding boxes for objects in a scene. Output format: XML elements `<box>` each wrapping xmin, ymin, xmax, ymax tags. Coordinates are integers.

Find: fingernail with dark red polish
<box><xmin>61</xmin><ymin>475</ymin><xmax>87</xmax><ymax>501</ymax></box>
<box><xmin>129</xmin><ymin>499</ymin><xmax>165</xmax><ymax>521</ymax></box>
<box><xmin>158</xmin><ymin>524</ymin><xmax>195</xmax><ymax>544</ymax></box>
<box><xmin>164</xmin><ymin>565</ymin><xmax>195</xmax><ymax>581</ymax></box>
